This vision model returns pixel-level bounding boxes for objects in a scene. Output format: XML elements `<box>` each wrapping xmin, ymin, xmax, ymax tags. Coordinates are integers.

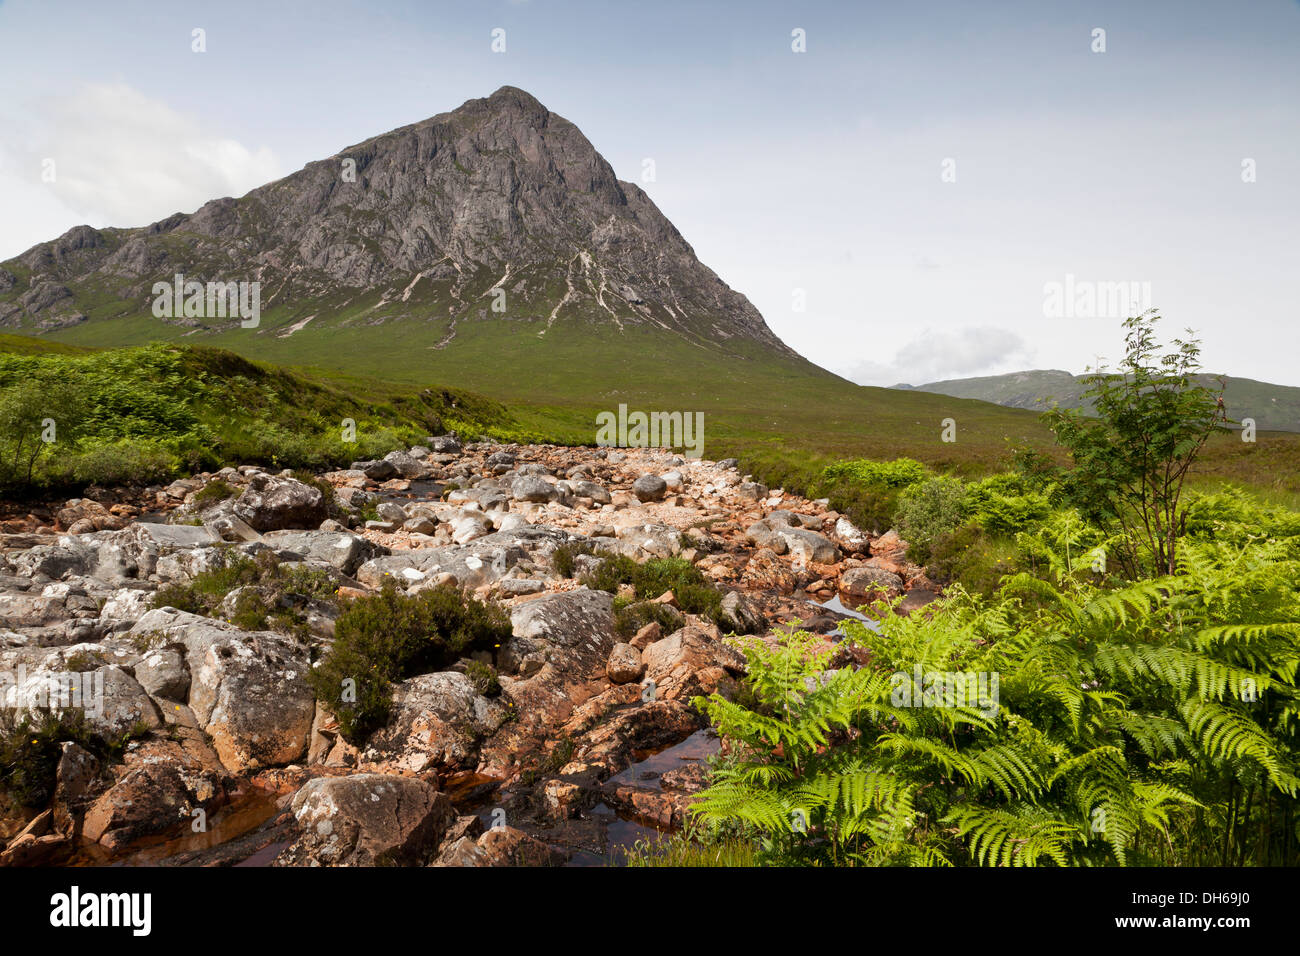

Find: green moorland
<box><xmin>39</xmin><ymin>298</ymin><xmax>1300</xmax><ymax>511</ymax></box>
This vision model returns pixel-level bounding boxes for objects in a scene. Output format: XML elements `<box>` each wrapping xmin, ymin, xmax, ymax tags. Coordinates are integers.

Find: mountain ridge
<box><xmin>894</xmin><ymin>368</ymin><xmax>1300</xmax><ymax>433</ymax></box>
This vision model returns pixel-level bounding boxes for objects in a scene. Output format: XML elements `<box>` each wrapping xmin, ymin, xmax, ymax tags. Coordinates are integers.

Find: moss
<box><xmin>192</xmin><ymin>478</ymin><xmax>237</xmax><ymax>506</ymax></box>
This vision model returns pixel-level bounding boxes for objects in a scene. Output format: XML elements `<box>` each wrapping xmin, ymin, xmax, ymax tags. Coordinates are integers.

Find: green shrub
<box><xmin>894</xmin><ymin>476</ymin><xmax>968</xmax><ymax>560</ymax></box>
<box><xmin>551</xmin><ymin>540</ymin><xmax>595</xmax><ymax>578</ymax></box>
<box><xmin>963</xmin><ymin>474</ymin><xmax>1051</xmax><ymax>537</ymax></box>
<box><xmin>582</xmin><ymin>554</ymin><xmax>734</xmax><ymax>631</ymax></box>
<box><xmin>309</xmin><ymin>581</ymin><xmax>512</xmax><ymax>743</ymax></box>
<box><xmin>149</xmin><ymin>552</ymin><xmax>335</xmax><ymax>634</ymax></box>
<box><xmin>692</xmin><ymin>534</ymin><xmax>1300</xmax><ymax>866</ymax></box>
<box><xmin>0</xmin><ymin>711</ymin><xmax>146</xmax><ymax>809</ymax></box>
<box><xmin>61</xmin><ymin>439</ymin><xmax>177</xmax><ymax>486</ymax></box>
<box><xmin>151</xmin><ymin>582</ymin><xmax>205</xmax><ymax>615</ymax></box>
<box><xmin>578</xmin><ymin>552</ymin><xmax>642</xmax><ymax>593</ymax></box>
<box><xmin>925</xmin><ymin>523</ymin><xmax>1015</xmax><ymax>596</ymax></box>
<box><xmin>228</xmin><ymin>589</ymin><xmax>271</xmax><ymax>631</ymax></box>
<box><xmin>809</xmin><ymin>457</ymin><xmax>935</xmax><ymax>534</ymax></box>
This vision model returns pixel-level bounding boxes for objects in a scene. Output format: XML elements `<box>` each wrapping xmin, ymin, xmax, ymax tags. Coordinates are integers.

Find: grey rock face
<box><xmin>2</xmin><ymin>87</ymin><xmax>795</xmax><ymax>360</ymax></box>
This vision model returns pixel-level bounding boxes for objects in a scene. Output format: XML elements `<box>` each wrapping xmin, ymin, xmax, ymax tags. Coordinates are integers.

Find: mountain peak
<box><xmin>483</xmin><ymin>85</ymin><xmax>548</xmax><ymax>111</ymax></box>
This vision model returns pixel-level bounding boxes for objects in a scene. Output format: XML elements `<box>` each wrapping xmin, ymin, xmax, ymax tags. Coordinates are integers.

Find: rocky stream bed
<box><xmin>0</xmin><ymin>439</ymin><xmax>939</xmax><ymax>867</ymax></box>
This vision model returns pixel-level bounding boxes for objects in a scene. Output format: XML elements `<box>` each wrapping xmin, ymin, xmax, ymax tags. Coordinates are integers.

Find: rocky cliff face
<box><xmin>0</xmin><ymin>86</ymin><xmax>793</xmax><ymax>355</ymax></box>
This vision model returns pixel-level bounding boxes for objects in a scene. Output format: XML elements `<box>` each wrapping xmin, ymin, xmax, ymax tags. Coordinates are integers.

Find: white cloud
<box><xmin>836</xmin><ymin>326</ymin><xmax>1035</xmax><ymax>387</ymax></box>
<box><xmin>19</xmin><ymin>82</ymin><xmax>280</xmax><ymax>229</ymax></box>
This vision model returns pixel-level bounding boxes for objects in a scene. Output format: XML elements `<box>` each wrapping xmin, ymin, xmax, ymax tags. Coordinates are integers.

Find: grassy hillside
<box><xmin>0</xmin><ymin>337</ymin><xmax>520</xmax><ymax>493</ymax></box>
<box><xmin>40</xmin><ymin>315</ymin><xmax>1300</xmax><ymax>504</ymax></box>
<box><xmin>4</xmin><ymin>318</ymin><xmax>1297</xmax><ymax>510</ymax></box>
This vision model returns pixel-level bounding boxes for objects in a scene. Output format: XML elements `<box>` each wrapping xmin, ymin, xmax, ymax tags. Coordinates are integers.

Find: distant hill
<box><xmin>894</xmin><ymin>370</ymin><xmax>1300</xmax><ymax>434</ymax></box>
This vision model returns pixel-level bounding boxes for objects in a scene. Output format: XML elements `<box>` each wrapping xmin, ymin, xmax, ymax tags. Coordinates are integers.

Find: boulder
<box><xmin>232</xmin><ymin>474</ymin><xmax>328</xmax><ymax>532</ymax></box>
<box><xmin>432</xmin><ymin>825</ymin><xmax>564</xmax><ymax>867</ymax></box>
<box><xmin>352</xmin><ymin>459</ymin><xmax>398</xmax><ymax>481</ymax></box>
<box><xmin>745</xmin><ymin>519</ymin><xmax>788</xmax><ymax>554</ymax></box>
<box><xmin>280</xmin><ymin>774</ymin><xmax>456</xmax><ymax>867</ymax></box>
<box><xmin>428</xmin><ymin>435</ymin><xmax>462</xmax><ymax>455</ymax></box>
<box><xmin>720</xmin><ymin>590</ymin><xmax>764</xmax><ymax>634</ymax></box>
<box><xmin>134</xmin><ymin>646</ymin><xmax>190</xmax><ymax>700</ymax></box>
<box><xmin>834</xmin><ymin>516</ymin><xmax>871</xmax><ymax>553</ymax></box>
<box><xmin>642</xmin><ymin>626</ymin><xmax>746</xmax><ymax>700</ymax></box>
<box><xmin>776</xmin><ymin>528</ymin><xmax>841</xmax><ymax>565</ymax></box>
<box><xmin>606</xmin><ymin>643</ymin><xmax>645</xmax><ymax>684</ymax></box>
<box><xmin>632</xmin><ymin>474</ymin><xmax>667</xmax><ymax>502</ymax></box>
<box><xmin>612</xmin><ymin>522</ymin><xmax>682</xmax><ymax>560</ymax></box>
<box><xmin>450</xmin><ymin>511</ymin><xmax>494</xmax><ymax>544</ymax></box>
<box><xmin>571</xmin><ymin>480</ymin><xmax>611</xmax><ymax>504</ymax></box>
<box><xmin>511</xmin><ymin>475</ymin><xmax>560</xmax><ymax>503</ymax></box>
<box><xmin>840</xmin><ymin>565</ymin><xmax>904</xmax><ymax>599</ymax></box>
<box><xmin>503</xmin><ymin>587</ymin><xmax>616</xmax><ymax>677</ymax></box>
<box><xmin>383</xmin><ymin>450</ymin><xmax>431</xmax><ymax>479</ymax></box>
<box><xmin>260</xmin><ymin>530</ymin><xmax>385</xmax><ymax>576</ymax></box>
<box><xmin>128</xmin><ymin>609</ymin><xmax>314</xmax><ymax>772</ymax></box>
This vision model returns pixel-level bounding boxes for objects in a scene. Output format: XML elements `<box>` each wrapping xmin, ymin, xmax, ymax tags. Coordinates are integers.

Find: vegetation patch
<box><xmin>580</xmin><ymin>553</ymin><xmax>743</xmax><ymax>631</ymax></box>
<box><xmin>308</xmin><ymin>581</ymin><xmax>512</xmax><ymax>743</ymax></box>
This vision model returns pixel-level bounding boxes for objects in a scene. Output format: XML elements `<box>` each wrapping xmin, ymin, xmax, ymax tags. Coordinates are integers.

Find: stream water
<box><xmin>563</xmin><ymin>728</ymin><xmax>722</xmax><ymax>866</ymax></box>
<box><xmin>67</xmin><ymin>788</ymin><xmax>288</xmax><ymax>867</ymax></box>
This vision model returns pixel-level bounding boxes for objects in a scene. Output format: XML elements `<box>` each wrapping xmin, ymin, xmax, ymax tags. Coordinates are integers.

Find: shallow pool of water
<box><xmin>817</xmin><ymin>594</ymin><xmax>880</xmax><ymax>637</ymax></box>
<box><xmin>608</xmin><ymin>727</ymin><xmax>720</xmax><ymax>791</ymax></box>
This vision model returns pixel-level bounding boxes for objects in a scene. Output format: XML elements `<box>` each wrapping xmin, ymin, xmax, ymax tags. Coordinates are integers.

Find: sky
<box><xmin>0</xmin><ymin>0</ymin><xmax>1296</xmax><ymax>386</ymax></box>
